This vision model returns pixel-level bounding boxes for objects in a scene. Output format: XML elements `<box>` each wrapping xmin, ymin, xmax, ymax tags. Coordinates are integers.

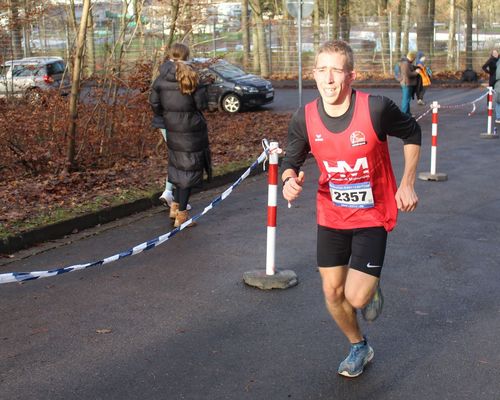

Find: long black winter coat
<box><xmin>482</xmin><ymin>56</ymin><xmax>498</xmax><ymax>87</ymax></box>
<box><xmin>149</xmin><ymin>61</ymin><xmax>212</xmax><ymax>189</ymax></box>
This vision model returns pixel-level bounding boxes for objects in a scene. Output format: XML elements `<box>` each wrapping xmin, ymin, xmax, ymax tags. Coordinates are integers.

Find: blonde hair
<box><xmin>168</xmin><ymin>42</ymin><xmax>198</xmax><ymax>95</ymax></box>
<box><xmin>315</xmin><ymin>40</ymin><xmax>354</xmax><ymax>72</ymax></box>
<box><xmin>407</xmin><ymin>51</ymin><xmax>417</xmax><ymax>61</ymax></box>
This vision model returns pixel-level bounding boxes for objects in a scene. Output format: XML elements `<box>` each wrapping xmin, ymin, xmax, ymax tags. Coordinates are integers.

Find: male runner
<box><xmin>281</xmin><ymin>40</ymin><xmax>421</xmax><ymax>378</ymax></box>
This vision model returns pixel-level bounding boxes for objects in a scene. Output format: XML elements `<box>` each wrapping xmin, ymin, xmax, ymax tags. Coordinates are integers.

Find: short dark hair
<box><xmin>315</xmin><ymin>40</ymin><xmax>354</xmax><ymax>72</ymax></box>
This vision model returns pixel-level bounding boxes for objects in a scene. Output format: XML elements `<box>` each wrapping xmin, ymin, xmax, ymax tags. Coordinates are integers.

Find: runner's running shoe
<box><xmin>338</xmin><ymin>339</ymin><xmax>374</xmax><ymax>378</ymax></box>
<box><xmin>361</xmin><ymin>285</ymin><xmax>384</xmax><ymax>322</ymax></box>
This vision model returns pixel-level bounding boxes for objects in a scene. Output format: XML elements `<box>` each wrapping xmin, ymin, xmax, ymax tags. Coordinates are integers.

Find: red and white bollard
<box><xmin>243</xmin><ymin>141</ymin><xmax>298</xmax><ymax>290</ymax></box>
<box><xmin>418</xmin><ymin>101</ymin><xmax>448</xmax><ymax>181</ymax></box>
<box><xmin>266</xmin><ymin>141</ymin><xmax>279</xmax><ymax>275</ymax></box>
<box><xmin>480</xmin><ymin>87</ymin><xmax>499</xmax><ymax>139</ymax></box>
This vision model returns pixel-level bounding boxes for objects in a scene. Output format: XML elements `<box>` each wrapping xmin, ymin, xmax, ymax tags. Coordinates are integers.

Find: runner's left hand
<box><xmin>395</xmin><ymin>185</ymin><xmax>418</xmax><ymax>212</ymax></box>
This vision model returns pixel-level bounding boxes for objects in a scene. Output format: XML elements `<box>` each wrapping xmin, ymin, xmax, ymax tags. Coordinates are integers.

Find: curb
<box><xmin>0</xmin><ymin>164</ymin><xmax>267</xmax><ymax>255</ymax></box>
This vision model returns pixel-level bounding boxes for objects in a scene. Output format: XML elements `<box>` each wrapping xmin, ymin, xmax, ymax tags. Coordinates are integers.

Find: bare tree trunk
<box><xmin>281</xmin><ymin>0</ymin><xmax>292</xmax><ymax>74</ymax></box>
<box><xmin>338</xmin><ymin>0</ymin><xmax>350</xmax><ymax>41</ymax></box>
<box><xmin>331</xmin><ymin>0</ymin><xmax>339</xmax><ymax>39</ymax></box>
<box><xmin>256</xmin><ymin>21</ymin><xmax>269</xmax><ymax>77</ymax></box>
<box><xmin>377</xmin><ymin>0</ymin><xmax>390</xmax><ymax>75</ymax></box>
<box><xmin>40</xmin><ymin>13</ymin><xmax>47</xmax><ymax>56</ymax></box>
<box><xmin>446</xmin><ymin>0</ymin><xmax>456</xmax><ymax>70</ymax></box>
<box><xmin>8</xmin><ymin>0</ymin><xmax>23</xmax><ymax>59</ymax></box>
<box><xmin>428</xmin><ymin>0</ymin><xmax>435</xmax><ymax>60</ymax></box>
<box><xmin>249</xmin><ymin>0</ymin><xmax>269</xmax><ymax>77</ymax></box>
<box><xmin>86</xmin><ymin>6</ymin><xmax>96</xmax><ymax>77</ymax></box>
<box><xmin>313</xmin><ymin>0</ymin><xmax>320</xmax><ymax>53</ymax></box>
<box><xmin>416</xmin><ymin>0</ymin><xmax>431</xmax><ymax>56</ymax></box>
<box><xmin>167</xmin><ymin>0</ymin><xmax>180</xmax><ymax>47</ymax></box>
<box><xmin>464</xmin><ymin>0</ymin><xmax>473</xmax><ymax>70</ymax></box>
<box><xmin>395</xmin><ymin>0</ymin><xmax>403</xmax><ymax>60</ymax></box>
<box><xmin>252</xmin><ymin>27</ymin><xmax>260</xmax><ymax>73</ymax></box>
<box><xmin>180</xmin><ymin>1</ymin><xmax>192</xmax><ymax>46</ymax></box>
<box><xmin>67</xmin><ymin>0</ymin><xmax>91</xmax><ymax>173</ymax></box>
<box><xmin>241</xmin><ymin>0</ymin><xmax>250</xmax><ymax>69</ymax></box>
<box><xmin>105</xmin><ymin>0</ymin><xmax>129</xmax><ymax>142</ymax></box>
<box><xmin>68</xmin><ymin>0</ymin><xmax>78</xmax><ymax>35</ymax></box>
<box><xmin>402</xmin><ymin>0</ymin><xmax>411</xmax><ymax>55</ymax></box>
<box><xmin>133</xmin><ymin>0</ymin><xmax>145</xmax><ymax>54</ymax></box>
<box><xmin>323</xmin><ymin>0</ymin><xmax>329</xmax><ymax>40</ymax></box>
<box><xmin>22</xmin><ymin>0</ymin><xmax>32</xmax><ymax>57</ymax></box>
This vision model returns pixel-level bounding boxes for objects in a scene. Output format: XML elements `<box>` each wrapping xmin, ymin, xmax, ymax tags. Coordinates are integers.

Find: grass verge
<box><xmin>0</xmin><ymin>157</ymin><xmax>258</xmax><ymax>241</ymax></box>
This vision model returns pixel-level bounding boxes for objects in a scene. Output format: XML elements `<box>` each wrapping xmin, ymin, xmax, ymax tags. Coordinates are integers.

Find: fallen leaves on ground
<box><xmin>0</xmin><ymin>96</ymin><xmax>291</xmax><ymax>238</ymax></box>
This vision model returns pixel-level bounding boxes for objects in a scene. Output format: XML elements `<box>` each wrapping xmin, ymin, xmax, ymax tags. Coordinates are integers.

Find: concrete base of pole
<box><xmin>243</xmin><ymin>269</ymin><xmax>298</xmax><ymax>290</ymax></box>
<box><xmin>418</xmin><ymin>172</ymin><xmax>448</xmax><ymax>181</ymax></box>
<box><xmin>479</xmin><ymin>133</ymin><xmax>499</xmax><ymax>139</ymax></box>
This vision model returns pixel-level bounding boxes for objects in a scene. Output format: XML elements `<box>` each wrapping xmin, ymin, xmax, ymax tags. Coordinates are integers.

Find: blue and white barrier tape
<box><xmin>415</xmin><ymin>107</ymin><xmax>432</xmax><ymax>122</ymax></box>
<box><xmin>438</xmin><ymin>90</ymin><xmax>488</xmax><ymax>115</ymax></box>
<box><xmin>0</xmin><ymin>141</ymin><xmax>272</xmax><ymax>285</ymax></box>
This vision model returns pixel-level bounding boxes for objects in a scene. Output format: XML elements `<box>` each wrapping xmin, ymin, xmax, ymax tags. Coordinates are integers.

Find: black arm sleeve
<box><xmin>482</xmin><ymin>62</ymin><xmax>488</xmax><ymax>74</ymax></box>
<box><xmin>281</xmin><ymin>107</ymin><xmax>310</xmax><ymax>174</ymax></box>
<box><xmin>194</xmin><ymin>84</ymin><xmax>209</xmax><ymax>111</ymax></box>
<box><xmin>369</xmin><ymin>95</ymin><xmax>422</xmax><ymax>145</ymax></box>
<box><xmin>149</xmin><ymin>78</ymin><xmax>163</xmax><ymax>117</ymax></box>
<box><xmin>482</xmin><ymin>58</ymin><xmax>491</xmax><ymax>74</ymax></box>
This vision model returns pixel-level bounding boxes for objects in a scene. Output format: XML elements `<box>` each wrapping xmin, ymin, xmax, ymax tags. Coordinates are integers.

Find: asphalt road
<box><xmin>1</xmin><ymin>87</ymin><xmax>499</xmax><ymax>400</ymax></box>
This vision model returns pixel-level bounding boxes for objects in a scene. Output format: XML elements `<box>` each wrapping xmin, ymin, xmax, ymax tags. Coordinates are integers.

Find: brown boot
<box><xmin>174</xmin><ymin>210</ymin><xmax>196</xmax><ymax>228</ymax></box>
<box><xmin>169</xmin><ymin>202</ymin><xmax>179</xmax><ymax>219</ymax></box>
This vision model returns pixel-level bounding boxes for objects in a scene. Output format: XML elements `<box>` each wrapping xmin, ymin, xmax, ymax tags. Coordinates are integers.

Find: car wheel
<box><xmin>221</xmin><ymin>93</ymin><xmax>241</xmax><ymax>113</ymax></box>
<box><xmin>25</xmin><ymin>88</ymin><xmax>43</xmax><ymax>104</ymax></box>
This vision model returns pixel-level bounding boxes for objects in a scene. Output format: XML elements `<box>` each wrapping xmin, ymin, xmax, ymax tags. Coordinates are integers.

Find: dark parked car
<box><xmin>194</xmin><ymin>59</ymin><xmax>274</xmax><ymax>113</ymax></box>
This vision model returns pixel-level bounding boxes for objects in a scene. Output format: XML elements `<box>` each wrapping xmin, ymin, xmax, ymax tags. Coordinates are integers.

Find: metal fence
<box><xmin>1</xmin><ymin>14</ymin><xmax>499</xmax><ymax>79</ymax></box>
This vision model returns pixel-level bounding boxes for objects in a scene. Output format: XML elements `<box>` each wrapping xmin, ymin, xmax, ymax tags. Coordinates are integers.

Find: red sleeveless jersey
<box><xmin>305</xmin><ymin>91</ymin><xmax>398</xmax><ymax>231</ymax></box>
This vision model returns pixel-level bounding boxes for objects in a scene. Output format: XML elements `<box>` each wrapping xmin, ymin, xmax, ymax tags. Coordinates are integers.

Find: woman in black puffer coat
<box><xmin>149</xmin><ymin>43</ymin><xmax>212</xmax><ymax>227</ymax></box>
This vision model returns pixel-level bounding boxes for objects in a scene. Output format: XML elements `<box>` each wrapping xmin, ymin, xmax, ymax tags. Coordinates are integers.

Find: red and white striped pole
<box><xmin>429</xmin><ymin>101</ymin><xmax>439</xmax><ymax>176</ymax></box>
<box><xmin>418</xmin><ymin>101</ymin><xmax>448</xmax><ymax>181</ymax></box>
<box><xmin>266</xmin><ymin>141</ymin><xmax>279</xmax><ymax>275</ymax></box>
<box><xmin>486</xmin><ymin>86</ymin><xmax>493</xmax><ymax>135</ymax></box>
<box><xmin>242</xmin><ymin>140</ymin><xmax>298</xmax><ymax>290</ymax></box>
<box><xmin>480</xmin><ymin>87</ymin><xmax>499</xmax><ymax>139</ymax></box>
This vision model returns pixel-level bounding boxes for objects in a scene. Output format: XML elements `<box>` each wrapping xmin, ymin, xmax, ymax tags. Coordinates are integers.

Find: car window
<box><xmin>12</xmin><ymin>65</ymin><xmax>38</xmax><ymax>77</ymax></box>
<box><xmin>198</xmin><ymin>68</ymin><xmax>213</xmax><ymax>80</ymax></box>
<box><xmin>46</xmin><ymin>61</ymin><xmax>65</xmax><ymax>75</ymax></box>
<box><xmin>211</xmin><ymin>63</ymin><xmax>247</xmax><ymax>79</ymax></box>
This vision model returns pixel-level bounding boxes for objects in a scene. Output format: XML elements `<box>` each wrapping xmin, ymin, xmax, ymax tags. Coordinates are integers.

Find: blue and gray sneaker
<box><xmin>338</xmin><ymin>338</ymin><xmax>374</xmax><ymax>378</ymax></box>
<box><xmin>361</xmin><ymin>284</ymin><xmax>384</xmax><ymax>322</ymax></box>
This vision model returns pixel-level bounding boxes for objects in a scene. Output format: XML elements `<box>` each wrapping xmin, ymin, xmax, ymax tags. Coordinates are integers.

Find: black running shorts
<box><xmin>317</xmin><ymin>225</ymin><xmax>388</xmax><ymax>278</ymax></box>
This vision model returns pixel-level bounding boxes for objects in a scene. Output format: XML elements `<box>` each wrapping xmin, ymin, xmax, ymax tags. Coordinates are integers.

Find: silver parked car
<box><xmin>0</xmin><ymin>56</ymin><xmax>69</xmax><ymax>99</ymax></box>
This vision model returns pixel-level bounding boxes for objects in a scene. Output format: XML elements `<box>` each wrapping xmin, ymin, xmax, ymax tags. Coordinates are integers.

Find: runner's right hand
<box><xmin>283</xmin><ymin>171</ymin><xmax>305</xmax><ymax>202</ymax></box>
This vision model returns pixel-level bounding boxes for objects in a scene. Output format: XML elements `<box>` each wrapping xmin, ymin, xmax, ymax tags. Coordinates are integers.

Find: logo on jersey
<box><xmin>323</xmin><ymin>157</ymin><xmax>370</xmax><ymax>181</ymax></box>
<box><xmin>323</xmin><ymin>157</ymin><xmax>369</xmax><ymax>174</ymax></box>
<box><xmin>315</xmin><ymin>133</ymin><xmax>324</xmax><ymax>142</ymax></box>
<box><xmin>350</xmin><ymin>130</ymin><xmax>367</xmax><ymax>147</ymax></box>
